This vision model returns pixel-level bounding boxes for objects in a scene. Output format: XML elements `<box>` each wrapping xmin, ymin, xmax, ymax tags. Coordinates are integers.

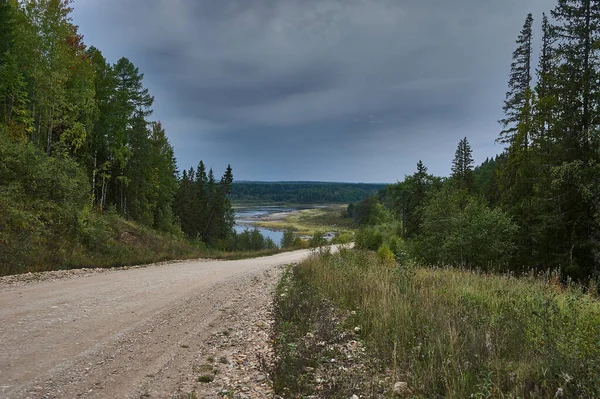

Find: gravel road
<box><xmin>0</xmin><ymin>249</ymin><xmax>317</xmax><ymax>399</ymax></box>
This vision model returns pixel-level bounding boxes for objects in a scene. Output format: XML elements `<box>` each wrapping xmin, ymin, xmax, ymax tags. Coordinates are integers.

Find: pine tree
<box><xmin>546</xmin><ymin>0</ymin><xmax>600</xmax><ymax>276</ymax></box>
<box><xmin>175</xmin><ymin>169</ymin><xmax>198</xmax><ymax>238</ymax></box>
<box><xmin>551</xmin><ymin>0</ymin><xmax>600</xmax><ymax>153</ymax></box>
<box><xmin>110</xmin><ymin>57</ymin><xmax>154</xmax><ymax>214</ymax></box>
<box><xmin>407</xmin><ymin>161</ymin><xmax>431</xmax><ymax>235</ymax></box>
<box><xmin>219</xmin><ymin>165</ymin><xmax>235</xmax><ymax>238</ymax></box>
<box><xmin>498</xmin><ymin>13</ymin><xmax>534</xmax><ymax>147</ymax></box>
<box><xmin>534</xmin><ymin>13</ymin><xmax>556</xmax><ymax>147</ymax></box>
<box><xmin>148</xmin><ymin>121</ymin><xmax>178</xmax><ymax>231</ymax></box>
<box><xmin>221</xmin><ymin>164</ymin><xmax>233</xmax><ymax>194</ymax></box>
<box><xmin>451</xmin><ymin>137</ymin><xmax>474</xmax><ymax>190</ymax></box>
<box><xmin>202</xmin><ymin>168</ymin><xmax>217</xmax><ymax>242</ymax></box>
<box><xmin>194</xmin><ymin>160</ymin><xmax>208</xmax><ymax>237</ymax></box>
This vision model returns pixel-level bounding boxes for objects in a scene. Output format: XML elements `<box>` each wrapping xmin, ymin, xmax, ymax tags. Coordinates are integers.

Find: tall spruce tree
<box><xmin>193</xmin><ymin>160</ymin><xmax>208</xmax><ymax>236</ymax></box>
<box><xmin>499</xmin><ymin>13</ymin><xmax>534</xmax><ymax>147</ymax></box>
<box><xmin>547</xmin><ymin>0</ymin><xmax>600</xmax><ymax>277</ymax></box>
<box><xmin>451</xmin><ymin>137</ymin><xmax>474</xmax><ymax>191</ymax></box>
<box><xmin>497</xmin><ymin>14</ymin><xmax>538</xmax><ymax>268</ymax></box>
<box><xmin>219</xmin><ymin>165</ymin><xmax>235</xmax><ymax>239</ymax></box>
<box><xmin>535</xmin><ymin>13</ymin><xmax>556</xmax><ymax>146</ymax></box>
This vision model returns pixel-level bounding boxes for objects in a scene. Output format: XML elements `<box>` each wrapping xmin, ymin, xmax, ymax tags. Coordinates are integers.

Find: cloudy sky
<box><xmin>72</xmin><ymin>0</ymin><xmax>555</xmax><ymax>183</ymax></box>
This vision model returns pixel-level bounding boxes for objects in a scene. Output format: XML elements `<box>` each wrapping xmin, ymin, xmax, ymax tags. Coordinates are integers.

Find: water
<box><xmin>233</xmin><ymin>225</ymin><xmax>284</xmax><ymax>246</ymax></box>
<box><xmin>234</xmin><ymin>206</ymin><xmax>304</xmax><ymax>247</ymax></box>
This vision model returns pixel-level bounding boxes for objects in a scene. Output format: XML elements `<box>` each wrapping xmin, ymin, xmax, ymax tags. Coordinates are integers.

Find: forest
<box><xmin>230</xmin><ymin>181</ymin><xmax>386</xmax><ymax>204</ymax></box>
<box><xmin>3</xmin><ymin>0</ymin><xmax>600</xmax><ymax>282</ymax></box>
<box><xmin>351</xmin><ymin>4</ymin><xmax>600</xmax><ymax>281</ymax></box>
<box><xmin>0</xmin><ymin>0</ymin><xmax>236</xmax><ymax>274</ymax></box>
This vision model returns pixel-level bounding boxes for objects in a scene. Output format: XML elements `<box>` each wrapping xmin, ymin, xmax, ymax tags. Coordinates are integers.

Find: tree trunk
<box><xmin>582</xmin><ymin>0</ymin><xmax>591</xmax><ymax>139</ymax></box>
<box><xmin>101</xmin><ymin>178</ymin><xmax>107</xmax><ymax>211</ymax></box>
<box><xmin>46</xmin><ymin>105</ymin><xmax>54</xmax><ymax>155</ymax></box>
<box><xmin>92</xmin><ymin>151</ymin><xmax>97</xmax><ymax>203</ymax></box>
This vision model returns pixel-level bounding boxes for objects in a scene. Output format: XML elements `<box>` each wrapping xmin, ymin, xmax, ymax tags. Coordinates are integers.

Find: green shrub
<box><xmin>355</xmin><ymin>227</ymin><xmax>383</xmax><ymax>251</ymax></box>
<box><xmin>309</xmin><ymin>231</ymin><xmax>326</xmax><ymax>247</ymax></box>
<box><xmin>0</xmin><ymin>132</ymin><xmax>88</xmax><ymax>274</ymax></box>
<box><xmin>376</xmin><ymin>243</ymin><xmax>395</xmax><ymax>265</ymax></box>
<box><xmin>416</xmin><ymin>186</ymin><xmax>517</xmax><ymax>269</ymax></box>
<box><xmin>281</xmin><ymin>229</ymin><xmax>295</xmax><ymax>248</ymax></box>
<box><xmin>332</xmin><ymin>231</ymin><xmax>353</xmax><ymax>244</ymax></box>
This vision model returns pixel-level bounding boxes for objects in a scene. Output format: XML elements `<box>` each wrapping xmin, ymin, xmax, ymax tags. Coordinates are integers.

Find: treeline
<box><xmin>351</xmin><ymin>0</ymin><xmax>600</xmax><ymax>281</ymax></box>
<box><xmin>174</xmin><ymin>162</ymin><xmax>234</xmax><ymax>245</ymax></box>
<box><xmin>0</xmin><ymin>0</ymin><xmax>234</xmax><ymax>273</ymax></box>
<box><xmin>230</xmin><ymin>182</ymin><xmax>386</xmax><ymax>204</ymax></box>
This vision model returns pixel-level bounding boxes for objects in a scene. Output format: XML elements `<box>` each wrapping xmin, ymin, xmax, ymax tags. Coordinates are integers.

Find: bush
<box><xmin>331</xmin><ymin>231</ymin><xmax>353</xmax><ymax>245</ymax></box>
<box><xmin>293</xmin><ymin>237</ymin><xmax>309</xmax><ymax>249</ymax></box>
<box><xmin>355</xmin><ymin>227</ymin><xmax>383</xmax><ymax>251</ymax></box>
<box><xmin>0</xmin><ymin>132</ymin><xmax>88</xmax><ymax>274</ymax></box>
<box><xmin>281</xmin><ymin>229</ymin><xmax>295</xmax><ymax>248</ymax></box>
<box><xmin>416</xmin><ymin>185</ymin><xmax>517</xmax><ymax>269</ymax></box>
<box><xmin>376</xmin><ymin>243</ymin><xmax>395</xmax><ymax>266</ymax></box>
<box><xmin>309</xmin><ymin>231</ymin><xmax>327</xmax><ymax>247</ymax></box>
<box><xmin>349</xmin><ymin>195</ymin><xmax>393</xmax><ymax>225</ymax></box>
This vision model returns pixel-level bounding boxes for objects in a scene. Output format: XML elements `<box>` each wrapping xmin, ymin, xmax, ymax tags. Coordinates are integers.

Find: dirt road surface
<box><xmin>0</xmin><ymin>249</ymin><xmax>318</xmax><ymax>399</ymax></box>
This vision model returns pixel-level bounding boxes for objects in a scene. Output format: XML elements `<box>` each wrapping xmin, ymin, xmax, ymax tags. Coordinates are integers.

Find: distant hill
<box><xmin>231</xmin><ymin>181</ymin><xmax>387</xmax><ymax>204</ymax></box>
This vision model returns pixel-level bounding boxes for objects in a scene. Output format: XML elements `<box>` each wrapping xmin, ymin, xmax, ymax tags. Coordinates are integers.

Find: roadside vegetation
<box><xmin>272</xmin><ymin>2</ymin><xmax>600</xmax><ymax>396</ymax></box>
<box><xmin>273</xmin><ymin>249</ymin><xmax>600</xmax><ymax>398</ymax></box>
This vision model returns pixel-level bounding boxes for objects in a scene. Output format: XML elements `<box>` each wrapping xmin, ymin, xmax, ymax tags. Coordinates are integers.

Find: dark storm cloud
<box><xmin>72</xmin><ymin>0</ymin><xmax>557</xmax><ymax>182</ymax></box>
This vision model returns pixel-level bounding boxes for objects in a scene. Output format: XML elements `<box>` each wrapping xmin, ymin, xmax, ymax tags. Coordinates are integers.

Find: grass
<box><xmin>255</xmin><ymin>205</ymin><xmax>355</xmax><ymax>236</ymax></box>
<box><xmin>7</xmin><ymin>212</ymin><xmax>202</xmax><ymax>275</ymax></box>
<box><xmin>273</xmin><ymin>248</ymin><xmax>600</xmax><ymax>398</ymax></box>
<box><xmin>202</xmin><ymin>247</ymin><xmax>289</xmax><ymax>261</ymax></box>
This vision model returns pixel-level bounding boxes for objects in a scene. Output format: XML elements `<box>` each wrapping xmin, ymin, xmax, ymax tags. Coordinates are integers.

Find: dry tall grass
<box><xmin>290</xmin><ymin>249</ymin><xmax>600</xmax><ymax>398</ymax></box>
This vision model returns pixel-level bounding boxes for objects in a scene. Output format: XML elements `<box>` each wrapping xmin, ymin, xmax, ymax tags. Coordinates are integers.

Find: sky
<box><xmin>72</xmin><ymin>0</ymin><xmax>556</xmax><ymax>183</ymax></box>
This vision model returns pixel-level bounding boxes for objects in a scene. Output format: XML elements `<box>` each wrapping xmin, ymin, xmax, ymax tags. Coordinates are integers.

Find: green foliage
<box><xmin>376</xmin><ymin>243</ymin><xmax>395</xmax><ymax>266</ymax></box>
<box><xmin>309</xmin><ymin>231</ymin><xmax>327</xmax><ymax>248</ymax></box>
<box><xmin>331</xmin><ymin>231</ymin><xmax>353</xmax><ymax>245</ymax></box>
<box><xmin>223</xmin><ymin>228</ymin><xmax>277</xmax><ymax>252</ymax></box>
<box><xmin>0</xmin><ymin>129</ymin><xmax>194</xmax><ymax>275</ymax></box>
<box><xmin>348</xmin><ymin>195</ymin><xmax>393</xmax><ymax>226</ymax></box>
<box><xmin>387</xmin><ymin>160</ymin><xmax>442</xmax><ymax>238</ymax></box>
<box><xmin>473</xmin><ymin>155</ymin><xmax>501</xmax><ymax>205</ymax></box>
<box><xmin>174</xmin><ymin>163</ymin><xmax>235</xmax><ymax>245</ymax></box>
<box><xmin>355</xmin><ymin>227</ymin><xmax>384</xmax><ymax>251</ymax></box>
<box><xmin>498</xmin><ymin>13</ymin><xmax>534</xmax><ymax>146</ymax></box>
<box><xmin>416</xmin><ymin>185</ymin><xmax>518</xmax><ymax>269</ymax></box>
<box><xmin>451</xmin><ymin>137</ymin><xmax>475</xmax><ymax>191</ymax></box>
<box><xmin>0</xmin><ymin>0</ymin><xmax>183</xmax><ymax>243</ymax></box>
<box><xmin>281</xmin><ymin>229</ymin><xmax>295</xmax><ymax>248</ymax></box>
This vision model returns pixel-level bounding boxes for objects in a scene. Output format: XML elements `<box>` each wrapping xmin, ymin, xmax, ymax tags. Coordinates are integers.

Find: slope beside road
<box><xmin>0</xmin><ymin>248</ymin><xmax>322</xmax><ymax>399</ymax></box>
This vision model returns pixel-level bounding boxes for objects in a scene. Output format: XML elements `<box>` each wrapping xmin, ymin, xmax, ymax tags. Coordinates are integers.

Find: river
<box><xmin>233</xmin><ymin>205</ymin><xmax>311</xmax><ymax>247</ymax></box>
